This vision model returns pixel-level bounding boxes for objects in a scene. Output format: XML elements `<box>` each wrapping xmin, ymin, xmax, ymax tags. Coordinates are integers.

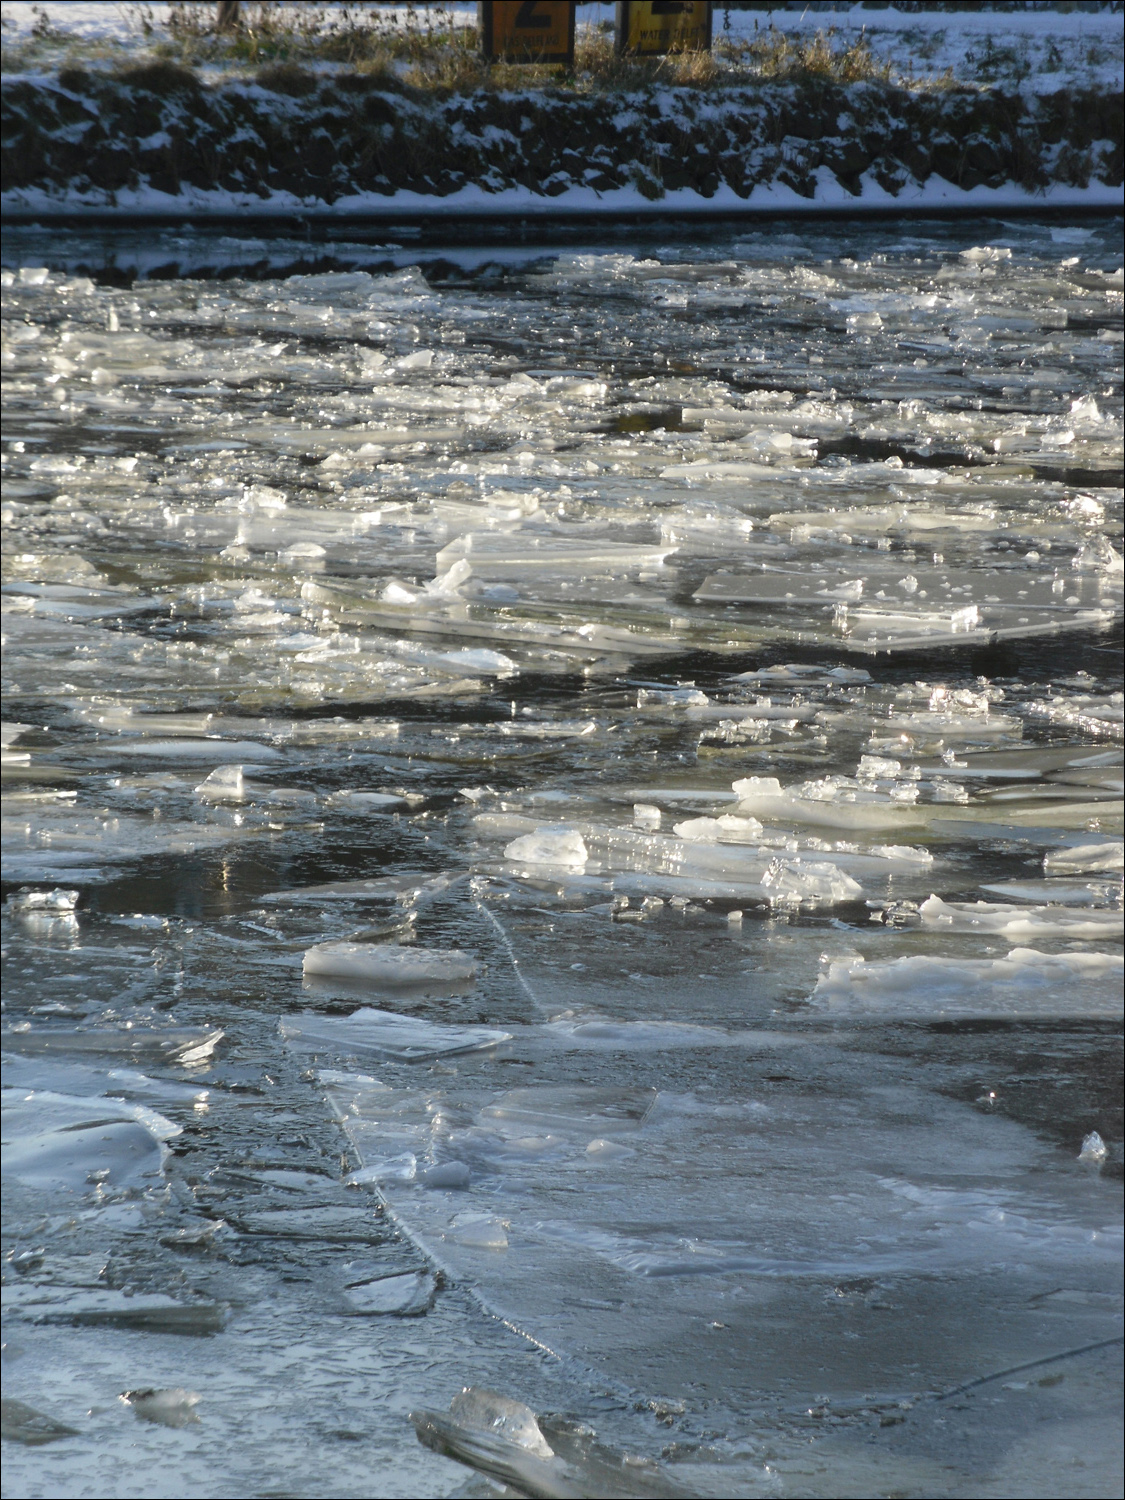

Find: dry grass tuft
<box><xmin>728</xmin><ymin>25</ymin><xmax>894</xmax><ymax>86</ymax></box>
<box><xmin>3</xmin><ymin>3</ymin><xmax>942</xmax><ymax>95</ymax></box>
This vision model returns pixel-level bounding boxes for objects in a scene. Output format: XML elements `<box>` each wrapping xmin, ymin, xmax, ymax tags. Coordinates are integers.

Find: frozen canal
<box><xmin>2</xmin><ymin>218</ymin><xmax>1122</xmax><ymax>1499</ymax></box>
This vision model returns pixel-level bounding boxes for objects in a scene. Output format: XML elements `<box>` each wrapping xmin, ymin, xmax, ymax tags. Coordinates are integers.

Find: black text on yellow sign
<box><xmin>479</xmin><ymin>2</ymin><xmax>576</xmax><ymax>65</ymax></box>
<box><xmin>615</xmin><ymin>1</ymin><xmax>713</xmax><ymax>57</ymax></box>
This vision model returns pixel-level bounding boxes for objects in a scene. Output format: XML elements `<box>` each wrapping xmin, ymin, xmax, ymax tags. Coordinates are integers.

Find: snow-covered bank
<box><xmin>2</xmin><ymin>67</ymin><xmax>1121</xmax><ymax>219</ymax></box>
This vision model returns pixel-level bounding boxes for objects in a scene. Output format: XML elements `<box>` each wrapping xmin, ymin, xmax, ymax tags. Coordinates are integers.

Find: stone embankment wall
<box><xmin>2</xmin><ymin>62</ymin><xmax>1121</xmax><ymax>210</ymax></box>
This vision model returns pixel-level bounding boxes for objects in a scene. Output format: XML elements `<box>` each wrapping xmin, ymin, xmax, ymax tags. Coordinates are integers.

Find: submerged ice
<box><xmin>1</xmin><ymin>219</ymin><xmax>1122</xmax><ymax>1500</ymax></box>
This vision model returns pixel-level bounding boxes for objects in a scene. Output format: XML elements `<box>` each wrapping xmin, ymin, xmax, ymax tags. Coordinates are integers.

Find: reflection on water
<box><xmin>2</xmin><ymin>217</ymin><xmax>1122</xmax><ymax>1498</ymax></box>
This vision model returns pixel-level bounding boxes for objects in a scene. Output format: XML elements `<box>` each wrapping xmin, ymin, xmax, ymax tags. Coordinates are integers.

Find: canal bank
<box><xmin>3</xmin><ymin>65</ymin><xmax>1122</xmax><ymax>219</ymax></box>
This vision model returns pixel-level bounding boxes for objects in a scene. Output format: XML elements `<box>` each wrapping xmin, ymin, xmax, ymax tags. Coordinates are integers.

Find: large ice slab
<box><xmin>282</xmin><ymin>1010</ymin><xmax>510</xmax><ymax>1063</ymax></box>
<box><xmin>811</xmin><ymin>948</ymin><xmax>1123</xmax><ymax>1019</ymax></box>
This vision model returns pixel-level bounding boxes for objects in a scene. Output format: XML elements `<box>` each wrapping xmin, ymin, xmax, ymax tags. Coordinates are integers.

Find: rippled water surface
<box><xmin>2</xmin><ymin>217</ymin><xmax>1123</xmax><ymax>1499</ymax></box>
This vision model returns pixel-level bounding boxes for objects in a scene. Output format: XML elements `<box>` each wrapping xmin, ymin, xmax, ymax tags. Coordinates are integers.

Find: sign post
<box><xmin>615</xmin><ymin>2</ymin><xmax>712</xmax><ymax>57</ymax></box>
<box><xmin>479</xmin><ymin>2</ymin><xmax>576</xmax><ymax>66</ymax></box>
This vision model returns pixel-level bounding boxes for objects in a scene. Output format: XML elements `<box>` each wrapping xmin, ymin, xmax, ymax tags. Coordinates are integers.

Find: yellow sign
<box><xmin>479</xmin><ymin>2</ymin><xmax>575</xmax><ymax>64</ymax></box>
<box><xmin>616</xmin><ymin>1</ymin><xmax>712</xmax><ymax>56</ymax></box>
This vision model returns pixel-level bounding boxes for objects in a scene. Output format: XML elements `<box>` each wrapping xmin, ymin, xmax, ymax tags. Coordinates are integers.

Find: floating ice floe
<box><xmin>321</xmin><ymin>1054</ymin><xmax>1121</xmax><ymax>1412</ymax></box>
<box><xmin>979</xmin><ymin>878</ymin><xmax>1122</xmax><ymax>907</ymax></box>
<box><xmin>2</xmin><ymin>1285</ymin><xmax>226</xmax><ymax>1335</ymax></box>
<box><xmin>0</xmin><ymin>1026</ymin><xmax>222</xmax><ymax>1065</ymax></box>
<box><xmin>263</xmin><ymin>872</ymin><xmax>462</xmax><ymax>904</ymax></box>
<box><xmin>302</xmin><ymin>943</ymin><xmax>476</xmax><ymax>985</ymax></box>
<box><xmin>1</xmin><ymin>803</ymin><xmax>246</xmax><ymax>884</ymax></box>
<box><xmin>1044</xmin><ymin>841</ymin><xmax>1124</xmax><ymax>875</ymax></box>
<box><xmin>917</xmin><ymin>893</ymin><xmax>1123</xmax><ymax>938</ymax></box>
<box><xmin>503</xmin><ymin>827</ymin><xmax>589</xmax><ymax>868</ymax></box>
<box><xmin>282</xmin><ymin>1009</ymin><xmax>509</xmax><ymax>1062</ymax></box>
<box><xmin>811</xmin><ymin>948</ymin><xmax>1124</xmax><ymax>1019</ymax></box>
<box><xmin>0</xmin><ymin>1399</ymin><xmax>79</xmax><ymax>1446</ymax></box>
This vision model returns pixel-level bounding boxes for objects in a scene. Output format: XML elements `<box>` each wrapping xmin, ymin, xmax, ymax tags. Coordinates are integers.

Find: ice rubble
<box><xmin>1</xmin><ymin>232</ymin><xmax>1122</xmax><ymax>1496</ymax></box>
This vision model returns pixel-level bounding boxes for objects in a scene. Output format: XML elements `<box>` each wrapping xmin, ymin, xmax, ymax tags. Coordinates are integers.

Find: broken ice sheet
<box><xmin>0</xmin><ymin>1398</ymin><xmax>79</xmax><ymax>1446</ymax></box>
<box><xmin>282</xmin><ymin>1010</ymin><xmax>510</xmax><ymax>1063</ymax></box>
<box><xmin>323</xmin><ymin>1055</ymin><xmax>1120</xmax><ymax>1410</ymax></box>
<box><xmin>2</xmin><ymin>1285</ymin><xmax>227</xmax><ymax>1335</ymax></box>
<box><xmin>0</xmin><ymin>1027</ymin><xmax>222</xmax><ymax>1065</ymax></box>
<box><xmin>0</xmin><ymin>798</ymin><xmax>249</xmax><ymax>883</ymax></box>
<box><xmin>1</xmin><ymin>1088</ymin><xmax>180</xmax><ymax>1194</ymax></box>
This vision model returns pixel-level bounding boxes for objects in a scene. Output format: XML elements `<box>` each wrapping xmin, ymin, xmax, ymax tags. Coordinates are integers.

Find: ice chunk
<box><xmin>446</xmin><ymin>1388</ymin><xmax>553</xmax><ymax>1460</ymax></box>
<box><xmin>547</xmin><ymin>1016</ymin><xmax>752</xmax><ymax>1051</ymax></box>
<box><xmin>342</xmin><ymin>1271</ymin><xmax>436</xmax><ymax>1316</ymax></box>
<box><xmin>1045</xmin><ymin>842</ymin><xmax>1124</xmax><ymax>875</ymax></box>
<box><xmin>0</xmin><ymin>1054</ymin><xmax>209</xmax><ymax>1105</ymax></box>
<box><xmin>0</xmin><ymin>1027</ymin><xmax>222</xmax><ymax>1065</ymax></box>
<box><xmin>120</xmin><ymin>1388</ymin><xmax>201</xmax><ymax>1428</ymax></box>
<box><xmin>281</xmin><ymin>1009</ymin><xmax>510</xmax><ymax>1063</ymax></box>
<box><xmin>504</xmin><ymin>827</ymin><xmax>588</xmax><ymax>868</ymax></box>
<box><xmin>918</xmin><ymin>894</ymin><xmax>1122</xmax><ymax>938</ymax></box>
<box><xmin>5</xmin><ymin>887</ymin><xmax>79</xmax><ymax>913</ymax></box>
<box><xmin>345</xmin><ymin>1154</ymin><xmax>417</xmax><ymax>1186</ymax></box>
<box><xmin>446</xmin><ymin>1217</ymin><xmax>509</xmax><ymax>1251</ymax></box>
<box><xmin>1078</xmin><ymin>1132</ymin><xmax>1108</xmax><ymax>1164</ymax></box>
<box><xmin>480</xmin><ymin>1085</ymin><xmax>657</xmax><ymax>1137</ymax></box>
<box><xmin>979</xmin><ymin>879</ymin><xmax>1122</xmax><ymax>907</ymax></box>
<box><xmin>302</xmin><ymin>943</ymin><xmax>476</xmax><ymax>985</ymax></box>
<box><xmin>420</xmin><ymin>1161</ymin><xmax>471</xmax><ymax>1190</ymax></box>
<box><xmin>325</xmin><ymin>790</ymin><xmax>408</xmax><ymax>812</ymax></box>
<box><xmin>262</xmin><ymin>872</ymin><xmax>461</xmax><ymax>904</ymax></box>
<box><xmin>5</xmin><ymin>1288</ymin><xmax>226</xmax><ymax>1335</ymax></box>
<box><xmin>761</xmin><ymin>858</ymin><xmax>862</xmax><ymax>904</ymax></box>
<box><xmin>812</xmin><ymin>949</ymin><xmax>1123</xmax><ymax>1019</ymax></box>
<box><xmin>412</xmin><ymin>1387</ymin><xmax>691</xmax><ymax>1498</ymax></box>
<box><xmin>1</xmin><ymin>723</ymin><xmax>37</xmax><ymax>747</ymax></box>
<box><xmin>732</xmin><ymin>774</ymin><xmax>928</xmax><ymax>831</ymax></box>
<box><xmin>194</xmin><ymin>764</ymin><xmax>246</xmax><ymax>801</ymax></box>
